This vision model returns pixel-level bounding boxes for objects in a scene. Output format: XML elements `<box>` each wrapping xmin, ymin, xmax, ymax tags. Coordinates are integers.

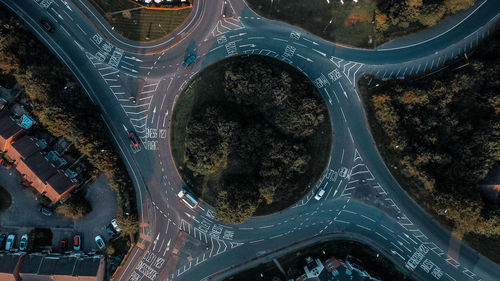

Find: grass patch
<box><xmin>87</xmin><ymin>0</ymin><xmax>192</xmax><ymax>42</ymax></box>
<box><xmin>171</xmin><ymin>55</ymin><xmax>332</xmax><ymax>221</ymax></box>
<box><xmin>246</xmin><ymin>0</ymin><xmax>475</xmax><ymax>48</ymax></box>
<box><xmin>0</xmin><ymin>185</ymin><xmax>12</xmax><ymax>211</ymax></box>
<box><xmin>109</xmin><ymin>8</ymin><xmax>192</xmax><ymax>41</ymax></box>
<box><xmin>246</xmin><ymin>0</ymin><xmax>376</xmax><ymax>48</ymax></box>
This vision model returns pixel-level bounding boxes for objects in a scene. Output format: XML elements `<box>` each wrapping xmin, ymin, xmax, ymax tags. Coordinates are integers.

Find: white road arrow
<box><xmin>391</xmin><ymin>250</ymin><xmax>406</xmax><ymax>260</ymax></box>
<box><xmin>296</xmin><ymin>54</ymin><xmax>313</xmax><ymax>62</ymax></box>
<box><xmin>338</xmin><ymin>82</ymin><xmax>347</xmax><ymax>98</ymax></box>
<box><xmin>150</xmin><ymin>106</ymin><xmax>157</xmax><ymax>124</ymax></box>
<box><xmin>239</xmin><ymin>44</ymin><xmax>256</xmax><ymax>48</ymax></box>
<box><xmin>125</xmin><ymin>56</ymin><xmax>143</xmax><ymax>62</ymax></box>
<box><xmin>229</xmin><ymin>32</ymin><xmax>247</xmax><ymax>38</ymax></box>
<box><xmin>123</xmin><ymin>124</ymin><xmax>128</xmax><ymax>133</ymax></box>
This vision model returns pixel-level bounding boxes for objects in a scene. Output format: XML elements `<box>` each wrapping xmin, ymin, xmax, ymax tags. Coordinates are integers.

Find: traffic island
<box><xmin>170</xmin><ymin>55</ymin><xmax>333</xmax><ymax>224</ymax></box>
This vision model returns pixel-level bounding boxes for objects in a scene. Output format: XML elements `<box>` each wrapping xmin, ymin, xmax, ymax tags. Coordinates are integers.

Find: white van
<box><xmin>177</xmin><ymin>189</ymin><xmax>199</xmax><ymax>209</ymax></box>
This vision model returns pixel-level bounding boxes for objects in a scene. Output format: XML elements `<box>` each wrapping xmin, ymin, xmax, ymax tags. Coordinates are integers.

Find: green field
<box><xmin>246</xmin><ymin>0</ymin><xmax>475</xmax><ymax>48</ymax></box>
<box><xmin>88</xmin><ymin>0</ymin><xmax>192</xmax><ymax>41</ymax></box>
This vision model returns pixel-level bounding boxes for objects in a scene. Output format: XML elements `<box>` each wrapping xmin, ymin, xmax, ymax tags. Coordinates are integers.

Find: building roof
<box><xmin>19</xmin><ymin>254</ymin><xmax>105</xmax><ymax>281</ymax></box>
<box><xmin>47</xmin><ymin>170</ymin><xmax>77</xmax><ymax>194</ymax></box>
<box><xmin>0</xmin><ymin>113</ymin><xmax>23</xmax><ymax>145</ymax></box>
<box><xmin>323</xmin><ymin>257</ymin><xmax>342</xmax><ymax>273</ymax></box>
<box><xmin>0</xmin><ymin>253</ymin><xmax>22</xmax><ymax>273</ymax></box>
<box><xmin>9</xmin><ymin>135</ymin><xmax>40</xmax><ymax>159</ymax></box>
<box><xmin>23</xmin><ymin>153</ymin><xmax>56</xmax><ymax>182</ymax></box>
<box><xmin>19</xmin><ymin>254</ymin><xmax>44</xmax><ymax>274</ymax></box>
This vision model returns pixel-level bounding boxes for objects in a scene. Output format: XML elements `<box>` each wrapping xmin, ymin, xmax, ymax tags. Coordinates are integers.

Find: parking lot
<box><xmin>0</xmin><ymin>168</ymin><xmax>118</xmax><ymax>253</ymax></box>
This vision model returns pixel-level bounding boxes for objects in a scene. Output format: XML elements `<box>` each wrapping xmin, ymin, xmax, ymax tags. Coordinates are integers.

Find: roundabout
<box><xmin>170</xmin><ymin>54</ymin><xmax>332</xmax><ymax>222</ymax></box>
<box><xmin>1</xmin><ymin>0</ymin><xmax>499</xmax><ymax>280</ymax></box>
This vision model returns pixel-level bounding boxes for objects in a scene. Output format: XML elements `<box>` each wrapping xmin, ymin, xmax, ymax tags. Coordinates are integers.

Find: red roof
<box><xmin>323</xmin><ymin>257</ymin><xmax>342</xmax><ymax>273</ymax></box>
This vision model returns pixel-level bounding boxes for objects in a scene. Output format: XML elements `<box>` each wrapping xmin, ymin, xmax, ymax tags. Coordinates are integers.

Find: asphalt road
<box><xmin>1</xmin><ymin>0</ymin><xmax>499</xmax><ymax>281</ymax></box>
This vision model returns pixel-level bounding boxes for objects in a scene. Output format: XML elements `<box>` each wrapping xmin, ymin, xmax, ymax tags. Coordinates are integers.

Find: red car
<box><xmin>60</xmin><ymin>239</ymin><xmax>68</xmax><ymax>252</ymax></box>
<box><xmin>128</xmin><ymin>132</ymin><xmax>140</xmax><ymax>147</ymax></box>
<box><xmin>0</xmin><ymin>158</ymin><xmax>12</xmax><ymax>170</ymax></box>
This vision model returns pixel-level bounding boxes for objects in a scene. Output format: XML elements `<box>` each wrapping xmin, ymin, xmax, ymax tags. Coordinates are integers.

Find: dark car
<box><xmin>38</xmin><ymin>204</ymin><xmax>53</xmax><ymax>216</ymax></box>
<box><xmin>61</xmin><ymin>239</ymin><xmax>68</xmax><ymax>252</ymax></box>
<box><xmin>182</xmin><ymin>55</ymin><xmax>196</xmax><ymax>68</ymax></box>
<box><xmin>0</xmin><ymin>234</ymin><xmax>6</xmax><ymax>250</ymax></box>
<box><xmin>0</xmin><ymin>158</ymin><xmax>12</xmax><ymax>170</ymax></box>
<box><xmin>40</xmin><ymin>19</ymin><xmax>55</xmax><ymax>33</ymax></box>
<box><xmin>128</xmin><ymin>132</ymin><xmax>140</xmax><ymax>147</ymax></box>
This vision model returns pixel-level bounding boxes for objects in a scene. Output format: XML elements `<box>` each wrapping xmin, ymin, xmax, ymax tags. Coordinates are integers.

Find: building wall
<box><xmin>0</xmin><ymin>272</ymin><xmax>16</xmax><ymax>281</ymax></box>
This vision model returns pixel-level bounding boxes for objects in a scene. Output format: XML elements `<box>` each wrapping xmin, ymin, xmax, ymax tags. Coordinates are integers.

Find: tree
<box><xmin>117</xmin><ymin>215</ymin><xmax>139</xmax><ymax>238</ymax></box>
<box><xmin>55</xmin><ymin>195</ymin><xmax>92</xmax><ymax>220</ymax></box>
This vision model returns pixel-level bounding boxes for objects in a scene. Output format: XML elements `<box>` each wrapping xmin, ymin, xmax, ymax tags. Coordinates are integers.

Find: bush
<box><xmin>55</xmin><ymin>193</ymin><xmax>92</xmax><ymax>219</ymax></box>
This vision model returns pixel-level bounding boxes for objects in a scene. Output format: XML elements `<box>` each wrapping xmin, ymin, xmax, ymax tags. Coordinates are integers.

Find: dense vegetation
<box><xmin>55</xmin><ymin>192</ymin><xmax>92</xmax><ymax>219</ymax></box>
<box><xmin>246</xmin><ymin>0</ymin><xmax>475</xmax><ymax>48</ymax></box>
<box><xmin>172</xmin><ymin>55</ymin><xmax>332</xmax><ymax>224</ymax></box>
<box><xmin>0</xmin><ymin>8</ymin><xmax>138</xmax><ymax>237</ymax></box>
<box><xmin>361</xmin><ymin>31</ymin><xmax>500</xmax><ymax>260</ymax></box>
<box><xmin>0</xmin><ymin>185</ymin><xmax>12</xmax><ymax>211</ymax></box>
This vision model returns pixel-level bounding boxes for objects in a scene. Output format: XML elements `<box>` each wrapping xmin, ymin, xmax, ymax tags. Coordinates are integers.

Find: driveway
<box><xmin>0</xmin><ymin>169</ymin><xmax>117</xmax><ymax>252</ymax></box>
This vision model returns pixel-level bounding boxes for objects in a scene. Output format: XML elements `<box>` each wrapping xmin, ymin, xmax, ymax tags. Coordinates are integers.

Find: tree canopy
<box><xmin>176</xmin><ymin>56</ymin><xmax>331</xmax><ymax>224</ymax></box>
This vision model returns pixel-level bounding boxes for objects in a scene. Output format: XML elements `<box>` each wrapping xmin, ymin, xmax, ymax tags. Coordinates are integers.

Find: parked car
<box><xmin>128</xmin><ymin>132</ymin><xmax>140</xmax><ymax>147</ymax></box>
<box><xmin>94</xmin><ymin>235</ymin><xmax>105</xmax><ymax>250</ymax></box>
<box><xmin>314</xmin><ymin>188</ymin><xmax>326</xmax><ymax>200</ymax></box>
<box><xmin>73</xmin><ymin>234</ymin><xmax>81</xmax><ymax>251</ymax></box>
<box><xmin>0</xmin><ymin>234</ymin><xmax>6</xmax><ymax>250</ymax></box>
<box><xmin>5</xmin><ymin>234</ymin><xmax>15</xmax><ymax>251</ymax></box>
<box><xmin>40</xmin><ymin>19</ymin><xmax>55</xmax><ymax>33</ymax></box>
<box><xmin>110</xmin><ymin>218</ymin><xmax>121</xmax><ymax>234</ymax></box>
<box><xmin>38</xmin><ymin>204</ymin><xmax>53</xmax><ymax>216</ymax></box>
<box><xmin>0</xmin><ymin>158</ymin><xmax>12</xmax><ymax>170</ymax></box>
<box><xmin>182</xmin><ymin>55</ymin><xmax>196</xmax><ymax>68</ymax></box>
<box><xmin>19</xmin><ymin>234</ymin><xmax>28</xmax><ymax>251</ymax></box>
<box><xmin>60</xmin><ymin>239</ymin><xmax>68</xmax><ymax>252</ymax></box>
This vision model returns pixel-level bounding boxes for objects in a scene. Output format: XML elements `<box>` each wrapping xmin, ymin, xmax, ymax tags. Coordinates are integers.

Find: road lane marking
<box><xmin>375</xmin><ymin>232</ymin><xmax>388</xmax><ymax>240</ymax></box>
<box><xmin>356</xmin><ymin>224</ymin><xmax>371</xmax><ymax>231</ymax></box>
<box><xmin>250</xmin><ymin>239</ymin><xmax>264</xmax><ymax>243</ymax></box>
<box><xmin>361</xmin><ymin>214</ymin><xmax>375</xmax><ymax>222</ymax></box>
<box><xmin>259</xmin><ymin>225</ymin><xmax>274</xmax><ymax>229</ymax></box>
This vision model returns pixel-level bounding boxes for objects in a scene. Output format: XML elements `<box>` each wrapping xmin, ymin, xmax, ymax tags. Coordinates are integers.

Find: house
<box><xmin>5</xmin><ymin>135</ymin><xmax>78</xmax><ymax>203</ymax></box>
<box><xmin>16</xmin><ymin>253</ymin><xmax>105</xmax><ymax>281</ymax></box>
<box><xmin>293</xmin><ymin>256</ymin><xmax>380</xmax><ymax>281</ymax></box>
<box><xmin>0</xmin><ymin>111</ymin><xmax>25</xmax><ymax>151</ymax></box>
<box><xmin>0</xmin><ymin>253</ymin><xmax>23</xmax><ymax>281</ymax></box>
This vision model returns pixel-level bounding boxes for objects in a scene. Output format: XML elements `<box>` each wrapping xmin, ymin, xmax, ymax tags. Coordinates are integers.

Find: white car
<box><xmin>5</xmin><ymin>234</ymin><xmax>15</xmax><ymax>251</ymax></box>
<box><xmin>314</xmin><ymin>188</ymin><xmax>326</xmax><ymax>200</ymax></box>
<box><xmin>19</xmin><ymin>234</ymin><xmax>28</xmax><ymax>251</ymax></box>
<box><xmin>111</xmin><ymin>219</ymin><xmax>121</xmax><ymax>233</ymax></box>
<box><xmin>94</xmin><ymin>235</ymin><xmax>105</xmax><ymax>250</ymax></box>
